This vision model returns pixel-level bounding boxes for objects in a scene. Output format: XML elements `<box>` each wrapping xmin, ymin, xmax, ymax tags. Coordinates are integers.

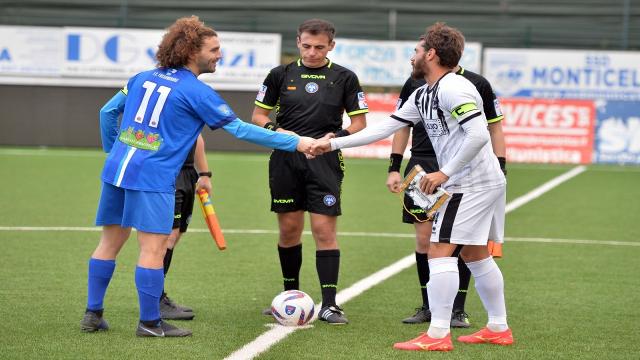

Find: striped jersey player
<box><xmin>391</xmin><ymin>72</ymin><xmax>505</xmax><ymax>193</ymax></box>
<box><xmin>314</xmin><ymin>22</ymin><xmax>513</xmax><ymax>352</ymax></box>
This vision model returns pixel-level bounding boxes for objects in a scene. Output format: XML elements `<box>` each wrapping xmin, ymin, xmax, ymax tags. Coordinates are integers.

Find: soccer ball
<box><xmin>270</xmin><ymin>290</ymin><xmax>315</xmax><ymax>326</ymax></box>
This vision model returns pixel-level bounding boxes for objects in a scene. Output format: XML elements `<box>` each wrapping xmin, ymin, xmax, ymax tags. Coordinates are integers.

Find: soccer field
<box><xmin>0</xmin><ymin>148</ymin><xmax>639</xmax><ymax>359</ymax></box>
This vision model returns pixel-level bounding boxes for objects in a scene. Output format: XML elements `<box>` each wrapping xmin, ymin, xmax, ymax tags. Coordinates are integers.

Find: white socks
<box><xmin>426</xmin><ymin>257</ymin><xmax>459</xmax><ymax>338</ymax></box>
<box><xmin>466</xmin><ymin>256</ymin><xmax>509</xmax><ymax>332</ymax></box>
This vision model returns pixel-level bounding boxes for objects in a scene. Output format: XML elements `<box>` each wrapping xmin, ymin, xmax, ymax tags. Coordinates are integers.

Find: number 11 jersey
<box><xmin>101</xmin><ymin>67</ymin><xmax>236</xmax><ymax>193</ymax></box>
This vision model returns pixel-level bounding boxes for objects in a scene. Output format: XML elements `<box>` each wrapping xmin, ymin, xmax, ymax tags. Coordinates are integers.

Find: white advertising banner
<box><xmin>64</xmin><ymin>27</ymin><xmax>280</xmax><ymax>85</ymax></box>
<box><xmin>331</xmin><ymin>38</ymin><xmax>482</xmax><ymax>87</ymax></box>
<box><xmin>64</xmin><ymin>27</ymin><xmax>160</xmax><ymax>78</ymax></box>
<box><xmin>483</xmin><ymin>48</ymin><xmax>640</xmax><ymax>101</ymax></box>
<box><xmin>0</xmin><ymin>26</ymin><xmax>64</xmax><ymax>76</ymax></box>
<box><xmin>199</xmin><ymin>31</ymin><xmax>281</xmax><ymax>86</ymax></box>
<box><xmin>0</xmin><ymin>25</ymin><xmax>280</xmax><ymax>89</ymax></box>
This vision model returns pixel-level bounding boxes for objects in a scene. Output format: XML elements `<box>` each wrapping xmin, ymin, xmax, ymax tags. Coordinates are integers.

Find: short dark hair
<box><xmin>297</xmin><ymin>19</ymin><xmax>336</xmax><ymax>42</ymax></box>
<box><xmin>156</xmin><ymin>16</ymin><xmax>217</xmax><ymax>68</ymax></box>
<box><xmin>420</xmin><ymin>22</ymin><xmax>465</xmax><ymax>69</ymax></box>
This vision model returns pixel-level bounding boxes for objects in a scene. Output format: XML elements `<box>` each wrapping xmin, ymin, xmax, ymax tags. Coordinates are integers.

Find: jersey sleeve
<box><xmin>254</xmin><ymin>67</ymin><xmax>284</xmax><ymax>110</ymax></box>
<box><xmin>195</xmin><ymin>91</ymin><xmax>237</xmax><ymax>130</ymax></box>
<box><xmin>390</xmin><ymin>88</ymin><xmax>422</xmax><ymax>126</ymax></box>
<box><xmin>99</xmin><ymin>89</ymin><xmax>126</xmax><ymax>153</ymax></box>
<box><xmin>476</xmin><ymin>78</ymin><xmax>504</xmax><ymax>124</ymax></box>
<box><xmin>442</xmin><ymin>80</ymin><xmax>484</xmax><ymax>126</ymax></box>
<box><xmin>342</xmin><ymin>72</ymin><xmax>369</xmax><ymax>117</ymax></box>
<box><xmin>222</xmin><ymin>118</ymin><xmax>299</xmax><ymax>152</ymax></box>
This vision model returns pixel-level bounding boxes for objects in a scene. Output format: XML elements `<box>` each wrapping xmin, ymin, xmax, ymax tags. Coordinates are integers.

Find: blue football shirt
<box><xmin>101</xmin><ymin>67</ymin><xmax>236</xmax><ymax>193</ymax></box>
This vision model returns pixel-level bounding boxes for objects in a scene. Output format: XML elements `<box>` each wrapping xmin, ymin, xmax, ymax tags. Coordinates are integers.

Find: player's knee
<box><xmin>279</xmin><ymin>226</ymin><xmax>303</xmax><ymax>244</ymax></box>
<box><xmin>313</xmin><ymin>232</ymin><xmax>337</xmax><ymax>249</ymax></box>
<box><xmin>167</xmin><ymin>230</ymin><xmax>181</xmax><ymax>249</ymax></box>
<box><xmin>416</xmin><ymin>240</ymin><xmax>429</xmax><ymax>253</ymax></box>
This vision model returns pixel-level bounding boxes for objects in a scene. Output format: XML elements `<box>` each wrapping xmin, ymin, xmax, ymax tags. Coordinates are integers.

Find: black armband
<box><xmin>497</xmin><ymin>156</ymin><xmax>507</xmax><ymax>176</ymax></box>
<box><xmin>264</xmin><ymin>121</ymin><xmax>280</xmax><ymax>131</ymax></box>
<box><xmin>334</xmin><ymin>129</ymin><xmax>350</xmax><ymax>138</ymax></box>
<box><xmin>388</xmin><ymin>153</ymin><xmax>403</xmax><ymax>173</ymax></box>
<box><xmin>198</xmin><ymin>171</ymin><xmax>212</xmax><ymax>177</ymax></box>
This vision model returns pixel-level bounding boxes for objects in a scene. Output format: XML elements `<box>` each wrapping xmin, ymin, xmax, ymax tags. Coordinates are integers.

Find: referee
<box><xmin>386</xmin><ymin>66</ymin><xmax>507</xmax><ymax>327</ymax></box>
<box><xmin>252</xmin><ymin>18</ymin><xmax>368</xmax><ymax>324</ymax></box>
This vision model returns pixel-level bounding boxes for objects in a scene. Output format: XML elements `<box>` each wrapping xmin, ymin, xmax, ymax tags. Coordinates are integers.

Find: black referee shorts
<box><xmin>269</xmin><ymin>149</ymin><xmax>344</xmax><ymax>216</ymax></box>
<box><xmin>173</xmin><ymin>167</ymin><xmax>199</xmax><ymax>232</ymax></box>
<box><xmin>402</xmin><ymin>156</ymin><xmax>439</xmax><ymax>224</ymax></box>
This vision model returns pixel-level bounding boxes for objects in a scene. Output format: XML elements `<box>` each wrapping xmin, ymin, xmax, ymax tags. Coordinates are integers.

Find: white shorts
<box><xmin>489</xmin><ymin>187</ymin><xmax>506</xmax><ymax>243</ymax></box>
<box><xmin>430</xmin><ymin>185</ymin><xmax>505</xmax><ymax>246</ymax></box>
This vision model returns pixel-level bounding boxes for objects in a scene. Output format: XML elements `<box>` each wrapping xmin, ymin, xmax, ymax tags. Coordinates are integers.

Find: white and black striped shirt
<box><xmin>392</xmin><ymin>73</ymin><xmax>505</xmax><ymax>192</ymax></box>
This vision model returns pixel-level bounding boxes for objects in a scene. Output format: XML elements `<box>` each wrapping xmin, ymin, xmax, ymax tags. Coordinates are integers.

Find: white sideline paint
<box><xmin>224</xmin><ymin>255</ymin><xmax>417</xmax><ymax>360</ymax></box>
<box><xmin>0</xmin><ymin>227</ymin><xmax>637</xmax><ymax>247</ymax></box>
<box><xmin>222</xmin><ymin>165</ymin><xmax>589</xmax><ymax>360</ymax></box>
<box><xmin>0</xmin><ymin>166</ymin><xmax>620</xmax><ymax>358</ymax></box>
<box><xmin>505</xmin><ymin>165</ymin><xmax>586</xmax><ymax>213</ymax></box>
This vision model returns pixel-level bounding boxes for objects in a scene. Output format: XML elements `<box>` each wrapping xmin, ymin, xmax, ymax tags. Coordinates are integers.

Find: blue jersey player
<box><xmin>80</xmin><ymin>16</ymin><xmax>314</xmax><ymax>338</ymax></box>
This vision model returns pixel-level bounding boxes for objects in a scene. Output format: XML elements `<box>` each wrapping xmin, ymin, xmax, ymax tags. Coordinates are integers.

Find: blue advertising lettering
<box><xmin>67</xmin><ymin>33</ymin><xmax>146</xmax><ymax>64</ymax></box>
<box><xmin>532</xmin><ymin>67</ymin><xmax>640</xmax><ymax>88</ymax></box>
<box><xmin>333</xmin><ymin>43</ymin><xmax>397</xmax><ymax>62</ymax></box>
<box><xmin>0</xmin><ymin>48</ymin><xmax>10</xmax><ymax>61</ymax></box>
<box><xmin>218</xmin><ymin>50</ymin><xmax>255</xmax><ymax>67</ymax></box>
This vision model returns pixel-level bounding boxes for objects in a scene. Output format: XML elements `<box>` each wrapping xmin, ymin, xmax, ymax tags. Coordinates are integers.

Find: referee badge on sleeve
<box><xmin>357</xmin><ymin>92</ymin><xmax>368</xmax><ymax>109</ymax></box>
<box><xmin>256</xmin><ymin>85</ymin><xmax>267</xmax><ymax>102</ymax></box>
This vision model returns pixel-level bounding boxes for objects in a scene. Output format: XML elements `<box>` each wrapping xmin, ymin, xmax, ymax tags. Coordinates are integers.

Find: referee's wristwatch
<box><xmin>198</xmin><ymin>171</ymin><xmax>212</xmax><ymax>177</ymax></box>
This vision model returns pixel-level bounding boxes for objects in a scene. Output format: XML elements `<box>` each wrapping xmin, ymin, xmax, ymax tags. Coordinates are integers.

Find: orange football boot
<box><xmin>457</xmin><ymin>327</ymin><xmax>514</xmax><ymax>345</ymax></box>
<box><xmin>393</xmin><ymin>332</ymin><xmax>453</xmax><ymax>351</ymax></box>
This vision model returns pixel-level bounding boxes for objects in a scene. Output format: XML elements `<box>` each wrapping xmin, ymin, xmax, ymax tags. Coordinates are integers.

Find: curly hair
<box><xmin>421</xmin><ymin>22</ymin><xmax>465</xmax><ymax>69</ymax></box>
<box><xmin>156</xmin><ymin>16</ymin><xmax>217</xmax><ymax>68</ymax></box>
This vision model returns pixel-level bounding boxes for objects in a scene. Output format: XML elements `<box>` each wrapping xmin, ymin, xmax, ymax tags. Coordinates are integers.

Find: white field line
<box><xmin>0</xmin><ymin>166</ymin><xmax>614</xmax><ymax>358</ymax></box>
<box><xmin>222</xmin><ymin>165</ymin><xmax>589</xmax><ymax>360</ymax></box>
<box><xmin>505</xmin><ymin>165</ymin><xmax>586</xmax><ymax>213</ymax></box>
<box><xmin>0</xmin><ymin>227</ymin><xmax>637</xmax><ymax>247</ymax></box>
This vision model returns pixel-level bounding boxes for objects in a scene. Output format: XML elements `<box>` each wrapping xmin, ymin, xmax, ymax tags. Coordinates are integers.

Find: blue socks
<box><xmin>135</xmin><ymin>266</ymin><xmax>164</xmax><ymax>324</ymax></box>
<box><xmin>86</xmin><ymin>258</ymin><xmax>116</xmax><ymax>312</ymax></box>
<box><xmin>86</xmin><ymin>259</ymin><xmax>164</xmax><ymax>324</ymax></box>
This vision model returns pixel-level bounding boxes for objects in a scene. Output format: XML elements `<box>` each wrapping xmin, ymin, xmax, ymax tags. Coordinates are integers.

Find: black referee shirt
<box><xmin>181</xmin><ymin>141</ymin><xmax>197</xmax><ymax>169</ymax></box>
<box><xmin>255</xmin><ymin>59</ymin><xmax>368</xmax><ymax>138</ymax></box>
<box><xmin>397</xmin><ymin>67</ymin><xmax>503</xmax><ymax>157</ymax></box>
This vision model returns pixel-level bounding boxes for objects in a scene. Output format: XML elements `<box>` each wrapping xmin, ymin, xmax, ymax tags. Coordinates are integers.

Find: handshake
<box><xmin>295</xmin><ymin>132</ymin><xmax>336</xmax><ymax>157</ymax></box>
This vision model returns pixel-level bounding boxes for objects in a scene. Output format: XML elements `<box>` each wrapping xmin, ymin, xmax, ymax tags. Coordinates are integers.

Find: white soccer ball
<box><xmin>270</xmin><ymin>290</ymin><xmax>315</xmax><ymax>326</ymax></box>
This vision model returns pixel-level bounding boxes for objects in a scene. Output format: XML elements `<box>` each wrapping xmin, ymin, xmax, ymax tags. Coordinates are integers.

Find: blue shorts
<box><xmin>95</xmin><ymin>182</ymin><xmax>175</xmax><ymax>234</ymax></box>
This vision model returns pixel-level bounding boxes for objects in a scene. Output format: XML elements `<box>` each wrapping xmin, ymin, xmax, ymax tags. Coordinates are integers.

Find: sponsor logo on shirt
<box><xmin>301</xmin><ymin>74</ymin><xmax>326</xmax><ymax>79</ymax></box>
<box><xmin>256</xmin><ymin>85</ymin><xmax>267</xmax><ymax>102</ymax></box>
<box><xmin>118</xmin><ymin>127</ymin><xmax>162</xmax><ymax>151</ymax></box>
<box><xmin>305</xmin><ymin>82</ymin><xmax>319</xmax><ymax>93</ymax></box>
<box><xmin>323</xmin><ymin>194</ymin><xmax>337</xmax><ymax>207</ymax></box>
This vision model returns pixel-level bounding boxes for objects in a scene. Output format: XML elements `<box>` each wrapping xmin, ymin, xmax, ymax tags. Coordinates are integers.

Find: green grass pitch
<box><xmin>0</xmin><ymin>148</ymin><xmax>638</xmax><ymax>359</ymax></box>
